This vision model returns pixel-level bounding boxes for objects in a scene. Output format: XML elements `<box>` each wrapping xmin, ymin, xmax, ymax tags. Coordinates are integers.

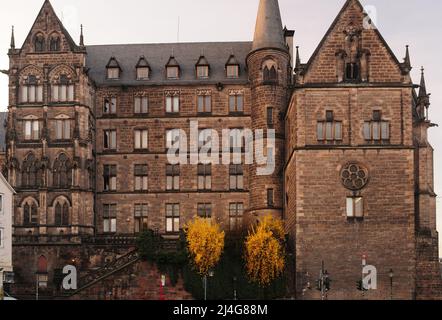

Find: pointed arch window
<box><xmin>49</xmin><ymin>35</ymin><xmax>60</xmax><ymax>52</ymax></box>
<box><xmin>23</xmin><ymin>201</ymin><xmax>39</xmax><ymax>226</ymax></box>
<box><xmin>55</xmin><ymin>201</ymin><xmax>70</xmax><ymax>227</ymax></box>
<box><xmin>53</xmin><ymin>154</ymin><xmax>72</xmax><ymax>188</ymax></box>
<box><xmin>22</xmin><ymin>154</ymin><xmax>40</xmax><ymax>188</ymax></box>
<box><xmin>34</xmin><ymin>33</ymin><xmax>45</xmax><ymax>52</ymax></box>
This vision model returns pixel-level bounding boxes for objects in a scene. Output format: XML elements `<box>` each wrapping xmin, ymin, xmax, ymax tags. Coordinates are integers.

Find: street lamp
<box><xmin>389</xmin><ymin>269</ymin><xmax>394</xmax><ymax>300</ymax></box>
<box><xmin>233</xmin><ymin>277</ymin><xmax>237</xmax><ymax>300</ymax></box>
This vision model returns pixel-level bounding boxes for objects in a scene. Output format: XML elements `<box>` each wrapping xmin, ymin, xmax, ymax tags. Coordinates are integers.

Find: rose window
<box><xmin>340</xmin><ymin>163</ymin><xmax>369</xmax><ymax>191</ymax></box>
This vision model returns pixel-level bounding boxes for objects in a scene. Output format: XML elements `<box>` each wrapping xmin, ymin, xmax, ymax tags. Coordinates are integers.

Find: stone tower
<box><xmin>6</xmin><ymin>0</ymin><xmax>95</xmax><ymax>241</ymax></box>
<box><xmin>246</xmin><ymin>0</ymin><xmax>290</xmax><ymax>222</ymax></box>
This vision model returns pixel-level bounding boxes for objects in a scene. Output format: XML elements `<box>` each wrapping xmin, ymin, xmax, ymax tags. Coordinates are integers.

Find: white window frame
<box><xmin>346</xmin><ymin>197</ymin><xmax>364</xmax><ymax>218</ymax></box>
<box><xmin>134</xmin><ymin>129</ymin><xmax>149</xmax><ymax>150</ymax></box>
<box><xmin>227</xmin><ymin>65</ymin><xmax>239</xmax><ymax>78</ymax></box>
<box><xmin>24</xmin><ymin>119</ymin><xmax>40</xmax><ymax>140</ymax></box>
<box><xmin>166</xmin><ymin>96</ymin><xmax>180</xmax><ymax>113</ymax></box>
<box><xmin>134</xmin><ymin>96</ymin><xmax>149</xmax><ymax>114</ymax></box>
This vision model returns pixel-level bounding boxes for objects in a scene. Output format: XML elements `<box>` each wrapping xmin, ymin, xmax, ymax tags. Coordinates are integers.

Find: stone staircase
<box><xmin>69</xmin><ymin>249</ymin><xmax>140</xmax><ymax>297</ymax></box>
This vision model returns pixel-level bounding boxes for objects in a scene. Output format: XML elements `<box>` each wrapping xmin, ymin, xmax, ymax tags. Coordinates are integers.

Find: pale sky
<box><xmin>0</xmin><ymin>0</ymin><xmax>441</xmax><ymax>251</ymax></box>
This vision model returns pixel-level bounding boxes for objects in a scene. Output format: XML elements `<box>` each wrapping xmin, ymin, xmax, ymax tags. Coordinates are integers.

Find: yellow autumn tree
<box><xmin>185</xmin><ymin>217</ymin><xmax>225</xmax><ymax>276</ymax></box>
<box><xmin>244</xmin><ymin>215</ymin><xmax>286</xmax><ymax>287</ymax></box>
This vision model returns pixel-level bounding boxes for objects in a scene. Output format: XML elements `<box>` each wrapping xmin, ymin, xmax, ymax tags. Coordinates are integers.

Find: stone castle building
<box><xmin>2</xmin><ymin>0</ymin><xmax>441</xmax><ymax>299</ymax></box>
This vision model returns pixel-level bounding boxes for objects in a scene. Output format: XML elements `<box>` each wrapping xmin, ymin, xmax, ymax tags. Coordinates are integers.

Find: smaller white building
<box><xmin>0</xmin><ymin>173</ymin><xmax>15</xmax><ymax>299</ymax></box>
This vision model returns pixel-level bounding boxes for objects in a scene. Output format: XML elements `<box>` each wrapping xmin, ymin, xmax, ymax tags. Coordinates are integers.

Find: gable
<box><xmin>20</xmin><ymin>0</ymin><xmax>79</xmax><ymax>54</ymax></box>
<box><xmin>301</xmin><ymin>0</ymin><xmax>405</xmax><ymax>84</ymax></box>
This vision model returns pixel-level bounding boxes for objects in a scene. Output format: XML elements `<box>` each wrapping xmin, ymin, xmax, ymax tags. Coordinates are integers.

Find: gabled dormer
<box><xmin>195</xmin><ymin>56</ymin><xmax>210</xmax><ymax>79</ymax></box>
<box><xmin>106</xmin><ymin>57</ymin><xmax>122</xmax><ymax>80</ymax></box>
<box><xmin>225</xmin><ymin>55</ymin><xmax>240</xmax><ymax>78</ymax></box>
<box><xmin>136</xmin><ymin>56</ymin><xmax>151</xmax><ymax>80</ymax></box>
<box><xmin>166</xmin><ymin>56</ymin><xmax>180</xmax><ymax>79</ymax></box>
<box><xmin>18</xmin><ymin>0</ymin><xmax>81</xmax><ymax>54</ymax></box>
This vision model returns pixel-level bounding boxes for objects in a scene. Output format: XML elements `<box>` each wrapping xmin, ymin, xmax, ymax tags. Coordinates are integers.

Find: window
<box><xmin>134</xmin><ymin>97</ymin><xmax>149</xmax><ymax>114</ymax></box>
<box><xmin>134</xmin><ymin>130</ymin><xmax>148</xmax><ymax>150</ymax></box>
<box><xmin>167</xmin><ymin>67</ymin><xmax>179</xmax><ymax>79</ymax></box>
<box><xmin>55</xmin><ymin>119</ymin><xmax>71</xmax><ymax>140</ymax></box>
<box><xmin>317</xmin><ymin>111</ymin><xmax>342</xmax><ymax>142</ymax></box>
<box><xmin>103</xmin><ymin>165</ymin><xmax>117</xmax><ymax>192</ymax></box>
<box><xmin>197</xmin><ymin>203</ymin><xmax>212</xmax><ymax>219</ymax></box>
<box><xmin>134</xmin><ymin>165</ymin><xmax>148</xmax><ymax>191</ymax></box>
<box><xmin>55</xmin><ymin>202</ymin><xmax>69</xmax><ymax>227</ymax></box>
<box><xmin>267</xmin><ymin>189</ymin><xmax>274</xmax><ymax>207</ymax></box>
<box><xmin>0</xmin><ymin>195</ymin><xmax>3</xmax><ymax>215</ymax></box>
<box><xmin>34</xmin><ymin>34</ymin><xmax>45</xmax><ymax>52</ymax></box>
<box><xmin>53</xmin><ymin>154</ymin><xmax>72</xmax><ymax>188</ymax></box>
<box><xmin>263</xmin><ymin>66</ymin><xmax>277</xmax><ymax>83</ymax></box>
<box><xmin>227</xmin><ymin>65</ymin><xmax>239</xmax><ymax>78</ymax></box>
<box><xmin>103</xmin><ymin>97</ymin><xmax>117</xmax><ymax>114</ymax></box>
<box><xmin>364</xmin><ymin>111</ymin><xmax>390</xmax><ymax>143</ymax></box>
<box><xmin>24</xmin><ymin>119</ymin><xmax>40</xmax><ymax>140</ymax></box>
<box><xmin>0</xmin><ymin>228</ymin><xmax>3</xmax><ymax>248</ymax></box>
<box><xmin>229</xmin><ymin>94</ymin><xmax>244</xmax><ymax>113</ymax></box>
<box><xmin>23</xmin><ymin>202</ymin><xmax>38</xmax><ymax>226</ymax></box>
<box><xmin>52</xmin><ymin>75</ymin><xmax>74</xmax><ymax>102</ymax></box>
<box><xmin>103</xmin><ymin>204</ymin><xmax>117</xmax><ymax>233</ymax></box>
<box><xmin>229</xmin><ymin>203</ymin><xmax>244</xmax><ymax>231</ymax></box>
<box><xmin>49</xmin><ymin>35</ymin><xmax>60</xmax><ymax>52</ymax></box>
<box><xmin>229</xmin><ymin>128</ymin><xmax>245</xmax><ymax>152</ymax></box>
<box><xmin>345</xmin><ymin>63</ymin><xmax>360</xmax><ymax>81</ymax></box>
<box><xmin>346</xmin><ymin>197</ymin><xmax>364</xmax><ymax>219</ymax></box>
<box><xmin>166</xmin><ymin>204</ymin><xmax>180</xmax><ymax>233</ymax></box>
<box><xmin>197</xmin><ymin>66</ymin><xmax>209</xmax><ymax>79</ymax></box>
<box><xmin>137</xmin><ymin>67</ymin><xmax>149</xmax><ymax>80</ymax></box>
<box><xmin>104</xmin><ymin>130</ymin><xmax>117</xmax><ymax>150</ymax></box>
<box><xmin>22</xmin><ymin>154</ymin><xmax>40</xmax><ymax>188</ymax></box>
<box><xmin>166</xmin><ymin>165</ymin><xmax>180</xmax><ymax>191</ymax></box>
<box><xmin>107</xmin><ymin>68</ymin><xmax>120</xmax><ymax>80</ymax></box>
<box><xmin>230</xmin><ymin>165</ymin><xmax>244</xmax><ymax>190</ymax></box>
<box><xmin>197</xmin><ymin>95</ymin><xmax>212</xmax><ymax>114</ymax></box>
<box><xmin>198</xmin><ymin>164</ymin><xmax>212</xmax><ymax>191</ymax></box>
<box><xmin>199</xmin><ymin>129</ymin><xmax>214</xmax><ymax>151</ymax></box>
<box><xmin>20</xmin><ymin>76</ymin><xmax>43</xmax><ymax>103</ymax></box>
<box><xmin>166</xmin><ymin>95</ymin><xmax>180</xmax><ymax>113</ymax></box>
<box><xmin>267</xmin><ymin>107</ymin><xmax>274</xmax><ymax>126</ymax></box>
<box><xmin>134</xmin><ymin>204</ymin><xmax>148</xmax><ymax>233</ymax></box>
<box><xmin>166</xmin><ymin>129</ymin><xmax>182</xmax><ymax>149</ymax></box>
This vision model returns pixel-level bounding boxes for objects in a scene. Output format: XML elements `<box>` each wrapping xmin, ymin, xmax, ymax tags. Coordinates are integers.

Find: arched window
<box><xmin>55</xmin><ymin>201</ymin><xmax>69</xmax><ymax>226</ymax></box>
<box><xmin>34</xmin><ymin>33</ymin><xmax>45</xmax><ymax>52</ymax></box>
<box><xmin>49</xmin><ymin>35</ymin><xmax>60</xmax><ymax>52</ymax></box>
<box><xmin>22</xmin><ymin>154</ymin><xmax>40</xmax><ymax>188</ymax></box>
<box><xmin>53</xmin><ymin>154</ymin><xmax>72</xmax><ymax>188</ymax></box>
<box><xmin>262</xmin><ymin>60</ymin><xmax>278</xmax><ymax>84</ymax></box>
<box><xmin>23</xmin><ymin>199</ymin><xmax>39</xmax><ymax>226</ymax></box>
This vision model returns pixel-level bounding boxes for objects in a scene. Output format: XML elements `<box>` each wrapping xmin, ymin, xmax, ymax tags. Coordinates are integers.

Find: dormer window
<box><xmin>34</xmin><ymin>33</ymin><xmax>45</xmax><ymax>52</ymax></box>
<box><xmin>136</xmin><ymin>56</ymin><xmax>151</xmax><ymax>80</ymax></box>
<box><xmin>166</xmin><ymin>56</ymin><xmax>180</xmax><ymax>79</ymax></box>
<box><xmin>106</xmin><ymin>57</ymin><xmax>121</xmax><ymax>80</ymax></box>
<box><xmin>226</xmin><ymin>55</ymin><xmax>240</xmax><ymax>78</ymax></box>
<box><xmin>196</xmin><ymin>56</ymin><xmax>210</xmax><ymax>79</ymax></box>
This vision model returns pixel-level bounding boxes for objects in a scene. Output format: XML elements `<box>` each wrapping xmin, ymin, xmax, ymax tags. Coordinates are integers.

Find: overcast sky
<box><xmin>0</xmin><ymin>0</ymin><xmax>441</xmax><ymax>250</ymax></box>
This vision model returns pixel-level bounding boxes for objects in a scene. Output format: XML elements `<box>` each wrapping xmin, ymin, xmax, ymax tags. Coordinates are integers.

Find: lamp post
<box><xmin>389</xmin><ymin>269</ymin><xmax>394</xmax><ymax>300</ymax></box>
<box><xmin>233</xmin><ymin>277</ymin><xmax>237</xmax><ymax>301</ymax></box>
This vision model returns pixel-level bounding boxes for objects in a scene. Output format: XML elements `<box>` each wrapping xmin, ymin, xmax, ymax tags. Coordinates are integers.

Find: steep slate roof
<box><xmin>85</xmin><ymin>42</ymin><xmax>252</xmax><ymax>86</ymax></box>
